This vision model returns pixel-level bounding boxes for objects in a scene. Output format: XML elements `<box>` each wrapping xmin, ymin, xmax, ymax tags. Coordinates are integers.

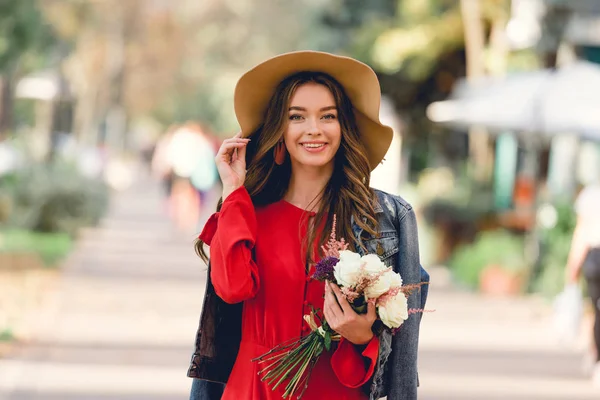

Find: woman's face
<box><xmin>283</xmin><ymin>82</ymin><xmax>342</xmax><ymax>171</ymax></box>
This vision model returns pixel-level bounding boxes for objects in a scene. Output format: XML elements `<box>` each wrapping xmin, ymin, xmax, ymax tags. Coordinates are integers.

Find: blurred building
<box><xmin>423</xmin><ymin>0</ymin><xmax>600</xmax><ymax>236</ymax></box>
<box><xmin>496</xmin><ymin>0</ymin><xmax>600</xmax><ymax>210</ymax></box>
<box><xmin>15</xmin><ymin>70</ymin><xmax>74</xmax><ymax>161</ymax></box>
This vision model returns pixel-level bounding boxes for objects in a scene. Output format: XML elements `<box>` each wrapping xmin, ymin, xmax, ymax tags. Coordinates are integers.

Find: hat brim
<box><xmin>234</xmin><ymin>51</ymin><xmax>393</xmax><ymax>171</ymax></box>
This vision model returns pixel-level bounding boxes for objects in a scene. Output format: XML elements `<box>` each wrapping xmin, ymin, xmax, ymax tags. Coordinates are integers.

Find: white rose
<box><xmin>360</xmin><ymin>254</ymin><xmax>387</xmax><ymax>274</ymax></box>
<box><xmin>364</xmin><ymin>269</ymin><xmax>403</xmax><ymax>299</ymax></box>
<box><xmin>386</xmin><ymin>270</ymin><xmax>403</xmax><ymax>288</ymax></box>
<box><xmin>378</xmin><ymin>293</ymin><xmax>409</xmax><ymax>329</ymax></box>
<box><xmin>334</xmin><ymin>250</ymin><xmax>363</xmax><ymax>287</ymax></box>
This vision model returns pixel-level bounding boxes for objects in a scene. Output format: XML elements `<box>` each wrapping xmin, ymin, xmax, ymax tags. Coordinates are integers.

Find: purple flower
<box><xmin>312</xmin><ymin>256</ymin><xmax>339</xmax><ymax>282</ymax></box>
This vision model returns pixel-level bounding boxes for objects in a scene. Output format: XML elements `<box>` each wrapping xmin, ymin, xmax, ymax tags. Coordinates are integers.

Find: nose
<box><xmin>306</xmin><ymin>118</ymin><xmax>320</xmax><ymax>135</ymax></box>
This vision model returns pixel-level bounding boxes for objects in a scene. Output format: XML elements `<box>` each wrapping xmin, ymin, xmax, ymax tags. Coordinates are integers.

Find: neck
<box><xmin>285</xmin><ymin>163</ymin><xmax>334</xmax><ymax>210</ymax></box>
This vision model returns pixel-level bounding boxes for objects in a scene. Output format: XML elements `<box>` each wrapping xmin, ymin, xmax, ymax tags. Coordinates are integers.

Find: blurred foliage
<box><xmin>0</xmin><ymin>229</ymin><xmax>72</xmax><ymax>266</ymax></box>
<box><xmin>319</xmin><ymin>1</ymin><xmax>507</xmax><ymax>178</ymax></box>
<box><xmin>423</xmin><ymin>196</ymin><xmax>493</xmax><ymax>230</ymax></box>
<box><xmin>448</xmin><ymin>229</ymin><xmax>527</xmax><ymax>289</ymax></box>
<box><xmin>320</xmin><ymin>0</ymin><xmax>397</xmax><ymax>55</ymax></box>
<box><xmin>421</xmin><ymin>168</ymin><xmax>495</xmax><ymax>227</ymax></box>
<box><xmin>417</xmin><ymin>167</ymin><xmax>498</xmax><ymax>265</ymax></box>
<box><xmin>505</xmin><ymin>48</ymin><xmax>542</xmax><ymax>73</ymax></box>
<box><xmin>37</xmin><ymin>0</ymin><xmax>343</xmax><ymax>136</ymax></box>
<box><xmin>23</xmin><ymin>0</ymin><xmax>508</xmax><ymax>139</ymax></box>
<box><xmin>12</xmin><ymin>98</ymin><xmax>36</xmax><ymax>128</ymax></box>
<box><xmin>0</xmin><ymin>0</ymin><xmax>507</xmax><ymax>148</ymax></box>
<box><xmin>333</xmin><ymin>0</ymin><xmax>509</xmax><ymax>79</ymax></box>
<box><xmin>0</xmin><ymin>161</ymin><xmax>109</xmax><ymax>237</ymax></box>
<box><xmin>370</xmin><ymin>1</ymin><xmax>465</xmax><ymax>80</ymax></box>
<box><xmin>532</xmin><ymin>202</ymin><xmax>577</xmax><ymax>298</ymax></box>
<box><xmin>0</xmin><ymin>0</ymin><xmax>57</xmax><ymax>72</ymax></box>
<box><xmin>0</xmin><ymin>328</ymin><xmax>14</xmax><ymax>342</ymax></box>
<box><xmin>0</xmin><ymin>0</ymin><xmax>59</xmax><ymax>140</ymax></box>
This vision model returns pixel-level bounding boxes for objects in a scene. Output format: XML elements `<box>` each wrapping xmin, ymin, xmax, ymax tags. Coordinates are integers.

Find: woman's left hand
<box><xmin>323</xmin><ymin>281</ymin><xmax>376</xmax><ymax>345</ymax></box>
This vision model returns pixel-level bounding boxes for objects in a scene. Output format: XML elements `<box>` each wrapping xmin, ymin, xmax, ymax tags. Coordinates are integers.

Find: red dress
<box><xmin>199</xmin><ymin>187</ymin><xmax>379</xmax><ymax>400</ymax></box>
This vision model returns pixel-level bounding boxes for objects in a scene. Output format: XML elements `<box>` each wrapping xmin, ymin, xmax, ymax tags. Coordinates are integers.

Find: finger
<box><xmin>322</xmin><ymin>303</ymin><xmax>334</xmax><ymax>326</ymax></box>
<box><xmin>217</xmin><ymin>142</ymin><xmax>248</xmax><ymax>156</ymax></box>
<box><xmin>330</xmin><ymin>283</ymin><xmax>353</xmax><ymax>314</ymax></box>
<box><xmin>366</xmin><ymin>300</ymin><xmax>377</xmax><ymax>322</ymax></box>
<box><xmin>232</xmin><ymin>132</ymin><xmax>250</xmax><ymax>140</ymax></box>
<box><xmin>237</xmin><ymin>139</ymin><xmax>247</xmax><ymax>162</ymax></box>
<box><xmin>222</xmin><ymin>138</ymin><xmax>250</xmax><ymax>146</ymax></box>
<box><xmin>231</xmin><ymin>148</ymin><xmax>238</xmax><ymax>163</ymax></box>
<box><xmin>219</xmin><ymin>140</ymin><xmax>249</xmax><ymax>149</ymax></box>
<box><xmin>216</xmin><ymin>146</ymin><xmax>243</xmax><ymax>164</ymax></box>
<box><xmin>324</xmin><ymin>282</ymin><xmax>342</xmax><ymax>313</ymax></box>
<box><xmin>324</xmin><ymin>282</ymin><xmax>343</xmax><ymax>321</ymax></box>
<box><xmin>323</xmin><ymin>305</ymin><xmax>333</xmax><ymax>327</ymax></box>
<box><xmin>323</xmin><ymin>282</ymin><xmax>336</xmax><ymax>311</ymax></box>
<box><xmin>323</xmin><ymin>304</ymin><xmax>340</xmax><ymax>331</ymax></box>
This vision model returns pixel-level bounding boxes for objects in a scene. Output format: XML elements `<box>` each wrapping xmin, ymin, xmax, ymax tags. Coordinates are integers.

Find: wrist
<box><xmin>350</xmin><ymin>331</ymin><xmax>374</xmax><ymax>346</ymax></box>
<box><xmin>222</xmin><ymin>185</ymin><xmax>241</xmax><ymax>201</ymax></box>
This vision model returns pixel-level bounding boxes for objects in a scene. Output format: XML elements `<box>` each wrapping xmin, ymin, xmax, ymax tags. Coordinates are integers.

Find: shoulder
<box><xmin>372</xmin><ymin>189</ymin><xmax>414</xmax><ymax>222</ymax></box>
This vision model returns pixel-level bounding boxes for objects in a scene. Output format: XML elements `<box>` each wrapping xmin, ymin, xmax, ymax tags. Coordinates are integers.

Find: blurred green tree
<box><xmin>40</xmin><ymin>0</ymin><xmax>340</xmax><ymax>140</ymax></box>
<box><xmin>321</xmin><ymin>0</ymin><xmax>511</xmax><ymax>178</ymax></box>
<box><xmin>0</xmin><ymin>0</ymin><xmax>57</xmax><ymax>139</ymax></box>
<box><xmin>149</xmin><ymin>0</ymin><xmax>342</xmax><ymax>134</ymax></box>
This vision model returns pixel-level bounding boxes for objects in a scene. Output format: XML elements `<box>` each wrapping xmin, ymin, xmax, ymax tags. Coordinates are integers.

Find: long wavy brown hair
<box><xmin>195</xmin><ymin>71</ymin><xmax>379</xmax><ymax>265</ymax></box>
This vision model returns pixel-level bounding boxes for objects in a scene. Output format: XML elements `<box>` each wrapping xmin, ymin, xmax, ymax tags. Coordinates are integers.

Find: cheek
<box><xmin>283</xmin><ymin>124</ymin><xmax>302</xmax><ymax>146</ymax></box>
<box><xmin>329</xmin><ymin>127</ymin><xmax>342</xmax><ymax>152</ymax></box>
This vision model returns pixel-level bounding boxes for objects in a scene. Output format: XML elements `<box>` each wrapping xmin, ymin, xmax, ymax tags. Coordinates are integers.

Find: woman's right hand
<box><xmin>216</xmin><ymin>132</ymin><xmax>250</xmax><ymax>200</ymax></box>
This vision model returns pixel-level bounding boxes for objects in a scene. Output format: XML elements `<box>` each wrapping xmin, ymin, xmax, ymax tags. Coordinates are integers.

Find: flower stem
<box><xmin>272</xmin><ymin>343</ymin><xmax>315</xmax><ymax>391</ymax></box>
<box><xmin>261</xmin><ymin>341</ymin><xmax>311</xmax><ymax>381</ymax></box>
<box><xmin>252</xmin><ymin>336</ymin><xmax>309</xmax><ymax>362</ymax></box>
<box><xmin>284</xmin><ymin>340</ymin><xmax>323</xmax><ymax>398</ymax></box>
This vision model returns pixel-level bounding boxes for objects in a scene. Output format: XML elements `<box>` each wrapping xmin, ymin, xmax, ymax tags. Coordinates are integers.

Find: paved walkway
<box><xmin>0</xmin><ymin>170</ymin><xmax>598</xmax><ymax>399</ymax></box>
<box><xmin>0</xmin><ymin>171</ymin><xmax>203</xmax><ymax>400</ymax></box>
<box><xmin>419</xmin><ymin>271</ymin><xmax>598</xmax><ymax>399</ymax></box>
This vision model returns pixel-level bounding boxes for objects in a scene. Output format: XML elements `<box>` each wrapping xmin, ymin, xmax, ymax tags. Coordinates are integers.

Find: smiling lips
<box><xmin>301</xmin><ymin>142</ymin><xmax>327</xmax><ymax>152</ymax></box>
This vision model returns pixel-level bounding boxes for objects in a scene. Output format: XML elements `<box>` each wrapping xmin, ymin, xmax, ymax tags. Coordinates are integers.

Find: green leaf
<box><xmin>324</xmin><ymin>331</ymin><xmax>331</xmax><ymax>351</ymax></box>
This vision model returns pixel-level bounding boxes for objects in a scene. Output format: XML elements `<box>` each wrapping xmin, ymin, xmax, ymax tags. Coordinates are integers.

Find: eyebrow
<box><xmin>288</xmin><ymin>106</ymin><xmax>337</xmax><ymax>112</ymax></box>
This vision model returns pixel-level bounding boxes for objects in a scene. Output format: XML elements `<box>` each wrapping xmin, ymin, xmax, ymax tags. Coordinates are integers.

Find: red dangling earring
<box><xmin>274</xmin><ymin>140</ymin><xmax>286</xmax><ymax>165</ymax></box>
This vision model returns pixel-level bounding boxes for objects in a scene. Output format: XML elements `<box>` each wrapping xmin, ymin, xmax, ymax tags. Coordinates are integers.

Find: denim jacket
<box><xmin>187</xmin><ymin>189</ymin><xmax>429</xmax><ymax>400</ymax></box>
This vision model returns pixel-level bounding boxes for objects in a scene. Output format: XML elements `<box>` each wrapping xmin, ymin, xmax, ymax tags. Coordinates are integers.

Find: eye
<box><xmin>322</xmin><ymin>113</ymin><xmax>337</xmax><ymax>120</ymax></box>
<box><xmin>289</xmin><ymin>114</ymin><xmax>303</xmax><ymax>121</ymax></box>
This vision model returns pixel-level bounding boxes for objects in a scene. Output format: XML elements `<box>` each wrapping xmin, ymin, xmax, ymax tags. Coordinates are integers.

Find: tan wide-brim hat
<box><xmin>233</xmin><ymin>51</ymin><xmax>393</xmax><ymax>170</ymax></box>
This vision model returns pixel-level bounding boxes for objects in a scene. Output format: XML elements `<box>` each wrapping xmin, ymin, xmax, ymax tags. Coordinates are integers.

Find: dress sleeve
<box><xmin>199</xmin><ymin>186</ymin><xmax>259</xmax><ymax>304</ymax></box>
<box><xmin>330</xmin><ymin>336</ymin><xmax>379</xmax><ymax>389</ymax></box>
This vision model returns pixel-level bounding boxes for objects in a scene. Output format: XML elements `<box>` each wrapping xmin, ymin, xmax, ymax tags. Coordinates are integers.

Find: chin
<box><xmin>300</xmin><ymin>159</ymin><xmax>334</xmax><ymax>169</ymax></box>
<box><xmin>291</xmin><ymin>154</ymin><xmax>334</xmax><ymax>169</ymax></box>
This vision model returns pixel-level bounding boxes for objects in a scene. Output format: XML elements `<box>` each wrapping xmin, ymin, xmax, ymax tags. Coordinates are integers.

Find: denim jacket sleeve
<box><xmin>387</xmin><ymin>206</ymin><xmax>423</xmax><ymax>400</ymax></box>
<box><xmin>365</xmin><ymin>191</ymin><xmax>428</xmax><ymax>400</ymax></box>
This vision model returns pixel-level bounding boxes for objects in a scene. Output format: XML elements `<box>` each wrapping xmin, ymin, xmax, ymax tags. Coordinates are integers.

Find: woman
<box><xmin>566</xmin><ymin>183</ymin><xmax>600</xmax><ymax>385</ymax></box>
<box><xmin>187</xmin><ymin>51</ymin><xmax>429</xmax><ymax>400</ymax></box>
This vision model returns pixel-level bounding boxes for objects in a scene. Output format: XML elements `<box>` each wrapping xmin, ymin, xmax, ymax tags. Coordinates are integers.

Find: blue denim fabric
<box><xmin>188</xmin><ymin>189</ymin><xmax>429</xmax><ymax>400</ymax></box>
<box><xmin>190</xmin><ymin>378</ymin><xmax>224</xmax><ymax>400</ymax></box>
<box><xmin>358</xmin><ymin>190</ymin><xmax>428</xmax><ymax>400</ymax></box>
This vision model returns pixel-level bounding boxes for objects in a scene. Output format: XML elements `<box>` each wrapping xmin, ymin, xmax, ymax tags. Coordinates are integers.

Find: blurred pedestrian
<box><xmin>152</xmin><ymin>125</ymin><xmax>178</xmax><ymax>202</ymax></box>
<box><xmin>566</xmin><ymin>182</ymin><xmax>600</xmax><ymax>386</ymax></box>
<box><xmin>151</xmin><ymin>122</ymin><xmax>219</xmax><ymax>233</ymax></box>
<box><xmin>163</xmin><ymin>122</ymin><xmax>217</xmax><ymax>233</ymax></box>
<box><xmin>184</xmin><ymin>122</ymin><xmax>221</xmax><ymax>229</ymax></box>
<box><xmin>187</xmin><ymin>51</ymin><xmax>429</xmax><ymax>400</ymax></box>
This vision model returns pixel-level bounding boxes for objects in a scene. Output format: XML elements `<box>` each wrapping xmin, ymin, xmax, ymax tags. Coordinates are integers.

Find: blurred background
<box><xmin>1</xmin><ymin>0</ymin><xmax>600</xmax><ymax>399</ymax></box>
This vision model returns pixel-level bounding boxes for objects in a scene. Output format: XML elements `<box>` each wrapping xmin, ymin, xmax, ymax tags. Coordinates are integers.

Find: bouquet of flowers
<box><xmin>252</xmin><ymin>216</ymin><xmax>427</xmax><ymax>399</ymax></box>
